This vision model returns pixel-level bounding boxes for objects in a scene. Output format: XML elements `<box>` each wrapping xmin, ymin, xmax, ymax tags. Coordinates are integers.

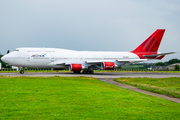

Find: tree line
<box><xmin>155</xmin><ymin>59</ymin><xmax>180</xmax><ymax>66</ymax></box>
<box><xmin>155</xmin><ymin>59</ymin><xmax>180</xmax><ymax>70</ymax></box>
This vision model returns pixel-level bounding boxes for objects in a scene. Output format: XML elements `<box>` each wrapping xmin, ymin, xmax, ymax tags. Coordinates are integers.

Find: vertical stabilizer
<box><xmin>132</xmin><ymin>29</ymin><xmax>165</xmax><ymax>53</ymax></box>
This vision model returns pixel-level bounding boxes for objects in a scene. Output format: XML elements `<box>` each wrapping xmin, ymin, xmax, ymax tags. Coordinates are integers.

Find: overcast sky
<box><xmin>0</xmin><ymin>0</ymin><xmax>179</xmax><ymax>63</ymax></box>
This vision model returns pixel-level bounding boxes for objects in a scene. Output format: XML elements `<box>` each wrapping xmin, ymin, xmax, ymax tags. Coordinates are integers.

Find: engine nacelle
<box><xmin>69</xmin><ymin>64</ymin><xmax>87</xmax><ymax>71</ymax></box>
<box><xmin>101</xmin><ymin>62</ymin><xmax>121</xmax><ymax>70</ymax></box>
<box><xmin>101</xmin><ymin>62</ymin><xmax>115</xmax><ymax>70</ymax></box>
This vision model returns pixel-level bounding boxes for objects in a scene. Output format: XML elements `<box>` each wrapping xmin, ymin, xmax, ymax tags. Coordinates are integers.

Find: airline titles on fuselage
<box><xmin>31</xmin><ymin>54</ymin><xmax>46</xmax><ymax>58</ymax></box>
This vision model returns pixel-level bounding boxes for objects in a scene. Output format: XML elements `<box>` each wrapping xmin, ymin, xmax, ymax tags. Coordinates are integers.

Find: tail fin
<box><xmin>132</xmin><ymin>29</ymin><xmax>165</xmax><ymax>52</ymax></box>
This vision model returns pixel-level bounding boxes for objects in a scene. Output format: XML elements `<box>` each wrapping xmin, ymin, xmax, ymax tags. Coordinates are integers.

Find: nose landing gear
<box><xmin>20</xmin><ymin>70</ymin><xmax>24</xmax><ymax>74</ymax></box>
<box><xmin>19</xmin><ymin>67</ymin><xmax>24</xmax><ymax>74</ymax></box>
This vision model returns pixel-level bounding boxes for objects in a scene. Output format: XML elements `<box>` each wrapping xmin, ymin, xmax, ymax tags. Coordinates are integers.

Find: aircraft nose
<box><xmin>1</xmin><ymin>56</ymin><xmax>6</xmax><ymax>62</ymax></box>
<box><xmin>1</xmin><ymin>54</ymin><xmax>11</xmax><ymax>63</ymax></box>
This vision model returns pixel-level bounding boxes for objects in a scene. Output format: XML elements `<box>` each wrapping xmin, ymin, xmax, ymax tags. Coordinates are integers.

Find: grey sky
<box><xmin>0</xmin><ymin>0</ymin><xmax>180</xmax><ymax>62</ymax></box>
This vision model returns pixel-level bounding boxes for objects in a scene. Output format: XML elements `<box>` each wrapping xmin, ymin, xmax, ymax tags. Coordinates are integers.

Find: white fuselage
<box><xmin>2</xmin><ymin>47</ymin><xmax>140</xmax><ymax>69</ymax></box>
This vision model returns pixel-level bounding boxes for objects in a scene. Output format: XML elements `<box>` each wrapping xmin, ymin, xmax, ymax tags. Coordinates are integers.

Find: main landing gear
<box><xmin>82</xmin><ymin>69</ymin><xmax>94</xmax><ymax>74</ymax></box>
<box><xmin>73</xmin><ymin>71</ymin><xmax>81</xmax><ymax>74</ymax></box>
<box><xmin>73</xmin><ymin>69</ymin><xmax>94</xmax><ymax>74</ymax></box>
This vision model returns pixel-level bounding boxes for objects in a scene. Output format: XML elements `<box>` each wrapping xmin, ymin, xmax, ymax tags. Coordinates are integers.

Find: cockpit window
<box><xmin>15</xmin><ymin>49</ymin><xmax>19</xmax><ymax>51</ymax></box>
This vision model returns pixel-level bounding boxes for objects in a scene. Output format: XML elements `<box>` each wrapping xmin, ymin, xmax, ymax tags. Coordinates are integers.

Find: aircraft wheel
<box><xmin>87</xmin><ymin>71</ymin><xmax>91</xmax><ymax>74</ymax></box>
<box><xmin>90</xmin><ymin>70</ymin><xmax>94</xmax><ymax>74</ymax></box>
<box><xmin>82</xmin><ymin>70</ymin><xmax>94</xmax><ymax>74</ymax></box>
<box><xmin>20</xmin><ymin>70</ymin><xmax>24</xmax><ymax>74</ymax></box>
<box><xmin>83</xmin><ymin>70</ymin><xmax>88</xmax><ymax>74</ymax></box>
<box><xmin>82</xmin><ymin>70</ymin><xmax>86</xmax><ymax>74</ymax></box>
<box><xmin>73</xmin><ymin>71</ymin><xmax>81</xmax><ymax>74</ymax></box>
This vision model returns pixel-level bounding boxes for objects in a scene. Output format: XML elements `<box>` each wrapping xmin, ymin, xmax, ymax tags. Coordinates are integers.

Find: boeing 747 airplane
<box><xmin>1</xmin><ymin>29</ymin><xmax>174</xmax><ymax>74</ymax></box>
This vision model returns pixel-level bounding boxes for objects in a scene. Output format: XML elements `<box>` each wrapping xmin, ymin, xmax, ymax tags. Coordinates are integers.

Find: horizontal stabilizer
<box><xmin>142</xmin><ymin>52</ymin><xmax>175</xmax><ymax>57</ymax></box>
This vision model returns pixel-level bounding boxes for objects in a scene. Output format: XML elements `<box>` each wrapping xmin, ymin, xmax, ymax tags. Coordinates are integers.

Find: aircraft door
<box><xmin>79</xmin><ymin>55</ymin><xmax>83</xmax><ymax>61</ymax></box>
<box><xmin>51</xmin><ymin>56</ymin><xmax>54</xmax><ymax>62</ymax></box>
<box><xmin>27</xmin><ymin>56</ymin><xmax>30</xmax><ymax>61</ymax></box>
<box><xmin>25</xmin><ymin>56</ymin><xmax>32</xmax><ymax>66</ymax></box>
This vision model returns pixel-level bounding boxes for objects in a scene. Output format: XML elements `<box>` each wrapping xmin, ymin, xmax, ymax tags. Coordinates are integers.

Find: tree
<box><xmin>7</xmin><ymin>50</ymin><xmax>10</xmax><ymax>54</ymax></box>
<box><xmin>155</xmin><ymin>62</ymin><xmax>165</xmax><ymax>66</ymax></box>
<box><xmin>168</xmin><ymin>59</ymin><xmax>180</xmax><ymax>65</ymax></box>
<box><xmin>175</xmin><ymin>64</ymin><xmax>180</xmax><ymax>71</ymax></box>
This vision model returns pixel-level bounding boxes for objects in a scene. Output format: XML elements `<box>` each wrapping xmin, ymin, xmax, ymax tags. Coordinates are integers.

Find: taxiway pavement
<box><xmin>0</xmin><ymin>72</ymin><xmax>180</xmax><ymax>78</ymax></box>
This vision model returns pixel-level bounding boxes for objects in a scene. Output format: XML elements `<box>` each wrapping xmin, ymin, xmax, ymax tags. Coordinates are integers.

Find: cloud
<box><xmin>0</xmin><ymin>0</ymin><xmax>179</xmax><ymax>62</ymax></box>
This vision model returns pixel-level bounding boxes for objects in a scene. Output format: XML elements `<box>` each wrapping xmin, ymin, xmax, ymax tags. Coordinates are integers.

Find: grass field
<box><xmin>0</xmin><ymin>76</ymin><xmax>180</xmax><ymax>119</ymax></box>
<box><xmin>115</xmin><ymin>77</ymin><xmax>180</xmax><ymax>98</ymax></box>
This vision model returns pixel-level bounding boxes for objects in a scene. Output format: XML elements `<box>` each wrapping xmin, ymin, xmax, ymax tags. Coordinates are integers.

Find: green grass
<box><xmin>115</xmin><ymin>77</ymin><xmax>180</xmax><ymax>98</ymax></box>
<box><xmin>0</xmin><ymin>76</ymin><xmax>180</xmax><ymax>119</ymax></box>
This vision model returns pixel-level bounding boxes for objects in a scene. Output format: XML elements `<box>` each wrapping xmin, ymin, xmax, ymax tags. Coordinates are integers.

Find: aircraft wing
<box><xmin>48</xmin><ymin>61</ymin><xmax>66</xmax><ymax>66</ymax></box>
<box><xmin>48</xmin><ymin>59</ymin><xmax>148</xmax><ymax>69</ymax></box>
<box><xmin>86</xmin><ymin>59</ymin><xmax>147</xmax><ymax>65</ymax></box>
<box><xmin>86</xmin><ymin>60</ymin><xmax>115</xmax><ymax>64</ymax></box>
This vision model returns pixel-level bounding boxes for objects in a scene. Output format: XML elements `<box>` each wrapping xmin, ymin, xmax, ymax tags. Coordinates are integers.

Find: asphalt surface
<box><xmin>1</xmin><ymin>72</ymin><xmax>180</xmax><ymax>78</ymax></box>
<box><xmin>1</xmin><ymin>72</ymin><xmax>180</xmax><ymax>103</ymax></box>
